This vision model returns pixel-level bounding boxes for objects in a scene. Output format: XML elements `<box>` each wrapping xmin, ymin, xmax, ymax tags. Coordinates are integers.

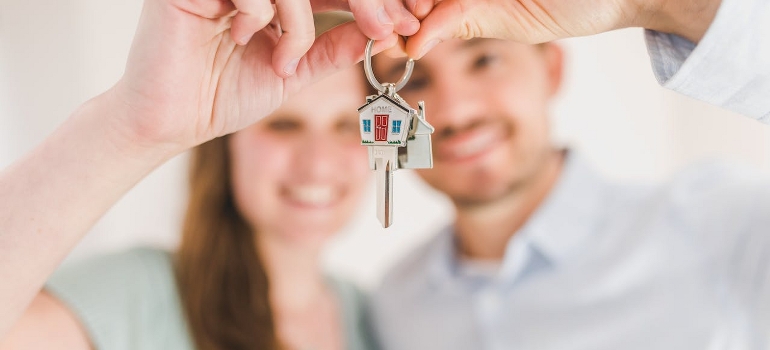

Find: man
<box><xmin>367</xmin><ymin>2</ymin><xmax>770</xmax><ymax>349</ymax></box>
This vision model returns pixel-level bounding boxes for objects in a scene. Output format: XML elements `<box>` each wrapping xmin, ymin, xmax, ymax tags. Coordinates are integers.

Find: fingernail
<box><xmin>284</xmin><ymin>58</ymin><xmax>300</xmax><ymax>76</ymax></box>
<box><xmin>400</xmin><ymin>7</ymin><xmax>419</xmax><ymax>24</ymax></box>
<box><xmin>377</xmin><ymin>7</ymin><xmax>393</xmax><ymax>25</ymax></box>
<box><xmin>418</xmin><ymin>39</ymin><xmax>441</xmax><ymax>59</ymax></box>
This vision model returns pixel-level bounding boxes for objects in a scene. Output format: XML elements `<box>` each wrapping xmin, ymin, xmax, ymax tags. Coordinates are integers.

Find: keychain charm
<box><xmin>358</xmin><ymin>39</ymin><xmax>434</xmax><ymax>228</ymax></box>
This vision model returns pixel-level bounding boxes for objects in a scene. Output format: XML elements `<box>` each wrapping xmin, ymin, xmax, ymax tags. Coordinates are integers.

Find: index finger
<box><xmin>272</xmin><ymin>0</ymin><xmax>317</xmax><ymax>77</ymax></box>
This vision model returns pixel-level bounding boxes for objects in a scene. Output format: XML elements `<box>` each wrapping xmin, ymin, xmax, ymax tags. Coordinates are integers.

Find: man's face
<box><xmin>373</xmin><ymin>39</ymin><xmax>563</xmax><ymax>206</ymax></box>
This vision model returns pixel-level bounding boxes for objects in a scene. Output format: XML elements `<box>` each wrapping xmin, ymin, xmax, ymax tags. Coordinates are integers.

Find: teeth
<box><xmin>287</xmin><ymin>186</ymin><xmax>335</xmax><ymax>206</ymax></box>
<box><xmin>441</xmin><ymin>126</ymin><xmax>502</xmax><ymax>160</ymax></box>
<box><xmin>453</xmin><ymin>133</ymin><xmax>496</xmax><ymax>158</ymax></box>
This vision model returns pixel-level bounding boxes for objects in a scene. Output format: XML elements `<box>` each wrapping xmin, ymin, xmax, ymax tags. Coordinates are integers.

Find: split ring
<box><xmin>364</xmin><ymin>39</ymin><xmax>414</xmax><ymax>93</ymax></box>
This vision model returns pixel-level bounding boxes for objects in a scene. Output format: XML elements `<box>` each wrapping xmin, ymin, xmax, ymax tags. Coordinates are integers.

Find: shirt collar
<box><xmin>425</xmin><ymin>151</ymin><xmax>612</xmax><ymax>289</ymax></box>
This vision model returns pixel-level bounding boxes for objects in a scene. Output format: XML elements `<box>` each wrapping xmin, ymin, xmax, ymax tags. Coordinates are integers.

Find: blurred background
<box><xmin>2</xmin><ymin>0</ymin><xmax>769</xmax><ymax>290</ymax></box>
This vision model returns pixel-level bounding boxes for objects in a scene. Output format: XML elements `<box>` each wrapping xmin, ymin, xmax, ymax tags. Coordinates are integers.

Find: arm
<box><xmin>0</xmin><ymin>292</ymin><xmax>92</xmax><ymax>350</ymax></box>
<box><xmin>406</xmin><ymin>0</ymin><xmax>770</xmax><ymax>120</ymax></box>
<box><xmin>644</xmin><ymin>0</ymin><xmax>770</xmax><ymax>121</ymax></box>
<box><xmin>0</xmin><ymin>91</ymin><xmax>174</xmax><ymax>340</ymax></box>
<box><xmin>0</xmin><ymin>0</ymin><xmax>401</xmax><ymax>338</ymax></box>
<box><xmin>402</xmin><ymin>0</ymin><xmax>723</xmax><ymax>58</ymax></box>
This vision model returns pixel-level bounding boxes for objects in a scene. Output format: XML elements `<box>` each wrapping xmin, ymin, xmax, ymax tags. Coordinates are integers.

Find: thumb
<box><xmin>403</xmin><ymin>0</ymin><xmax>466</xmax><ymax>59</ymax></box>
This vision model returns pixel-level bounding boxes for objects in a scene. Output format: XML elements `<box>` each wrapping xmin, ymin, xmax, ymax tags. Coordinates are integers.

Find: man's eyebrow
<box><xmin>385</xmin><ymin>59</ymin><xmax>412</xmax><ymax>80</ymax></box>
<box><xmin>381</xmin><ymin>39</ymin><xmax>490</xmax><ymax>78</ymax></box>
<box><xmin>459</xmin><ymin>38</ymin><xmax>489</xmax><ymax>49</ymax></box>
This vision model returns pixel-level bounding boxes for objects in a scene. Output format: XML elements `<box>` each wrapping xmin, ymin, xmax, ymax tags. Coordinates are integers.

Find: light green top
<box><xmin>46</xmin><ymin>247</ymin><xmax>377</xmax><ymax>350</ymax></box>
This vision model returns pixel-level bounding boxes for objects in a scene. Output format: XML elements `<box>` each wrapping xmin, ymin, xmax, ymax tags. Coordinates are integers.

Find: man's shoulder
<box><xmin>664</xmin><ymin>159</ymin><xmax>770</xmax><ymax>206</ymax></box>
<box><xmin>641</xmin><ymin>159</ymin><xmax>770</xmax><ymax>239</ymax></box>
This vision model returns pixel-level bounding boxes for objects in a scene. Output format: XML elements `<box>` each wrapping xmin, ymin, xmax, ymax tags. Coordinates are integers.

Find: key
<box><xmin>373</xmin><ymin>146</ymin><xmax>397</xmax><ymax>227</ymax></box>
<box><xmin>359</xmin><ymin>40</ymin><xmax>434</xmax><ymax>228</ymax></box>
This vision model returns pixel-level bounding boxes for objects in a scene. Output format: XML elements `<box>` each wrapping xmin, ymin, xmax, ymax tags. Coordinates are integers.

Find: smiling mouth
<box><xmin>434</xmin><ymin>121</ymin><xmax>510</xmax><ymax>163</ymax></box>
<box><xmin>283</xmin><ymin>185</ymin><xmax>340</xmax><ymax>208</ymax></box>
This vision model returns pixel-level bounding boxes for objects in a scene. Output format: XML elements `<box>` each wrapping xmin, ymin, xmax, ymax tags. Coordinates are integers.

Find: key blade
<box><xmin>373</xmin><ymin>146</ymin><xmax>398</xmax><ymax>228</ymax></box>
<box><xmin>375</xmin><ymin>157</ymin><xmax>394</xmax><ymax>228</ymax></box>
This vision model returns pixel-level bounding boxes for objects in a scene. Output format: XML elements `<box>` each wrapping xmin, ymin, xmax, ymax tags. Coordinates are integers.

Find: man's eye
<box><xmin>401</xmin><ymin>77</ymin><xmax>428</xmax><ymax>92</ymax></box>
<box><xmin>472</xmin><ymin>54</ymin><xmax>497</xmax><ymax>70</ymax></box>
<box><xmin>267</xmin><ymin>119</ymin><xmax>300</xmax><ymax>132</ymax></box>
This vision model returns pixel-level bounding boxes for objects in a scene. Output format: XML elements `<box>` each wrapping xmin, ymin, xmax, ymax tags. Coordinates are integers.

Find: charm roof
<box><xmin>357</xmin><ymin>94</ymin><xmax>411</xmax><ymax>113</ymax></box>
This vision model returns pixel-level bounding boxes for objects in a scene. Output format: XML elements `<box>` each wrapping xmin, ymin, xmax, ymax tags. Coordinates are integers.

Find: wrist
<box><xmin>631</xmin><ymin>0</ymin><xmax>722</xmax><ymax>43</ymax></box>
<box><xmin>81</xmin><ymin>88</ymin><xmax>185</xmax><ymax>166</ymax></box>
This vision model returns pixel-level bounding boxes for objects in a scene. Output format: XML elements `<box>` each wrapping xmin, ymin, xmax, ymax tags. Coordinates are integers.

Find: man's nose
<box><xmin>426</xmin><ymin>74</ymin><xmax>487</xmax><ymax>132</ymax></box>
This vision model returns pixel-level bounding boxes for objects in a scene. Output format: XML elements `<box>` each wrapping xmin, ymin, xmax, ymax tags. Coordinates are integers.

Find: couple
<box><xmin>3</xmin><ymin>0</ymin><xmax>770</xmax><ymax>349</ymax></box>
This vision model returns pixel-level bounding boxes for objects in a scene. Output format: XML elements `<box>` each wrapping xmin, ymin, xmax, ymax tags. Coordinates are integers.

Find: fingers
<box><xmin>347</xmin><ymin>0</ymin><xmax>419</xmax><ymax>40</ymax></box>
<box><xmin>385</xmin><ymin>0</ymin><xmax>420</xmax><ymax>36</ymax></box>
<box><xmin>404</xmin><ymin>0</ymin><xmax>464</xmax><ymax>59</ymax></box>
<box><xmin>181</xmin><ymin>0</ymin><xmax>237</xmax><ymax>18</ymax></box>
<box><xmin>383</xmin><ymin>35</ymin><xmax>408</xmax><ymax>58</ymax></box>
<box><xmin>404</xmin><ymin>0</ymin><xmax>434</xmax><ymax>19</ymax></box>
<box><xmin>288</xmin><ymin>21</ymin><xmax>398</xmax><ymax>91</ymax></box>
<box><xmin>230</xmin><ymin>0</ymin><xmax>276</xmax><ymax>45</ymax></box>
<box><xmin>272</xmin><ymin>0</ymin><xmax>316</xmax><ymax>77</ymax></box>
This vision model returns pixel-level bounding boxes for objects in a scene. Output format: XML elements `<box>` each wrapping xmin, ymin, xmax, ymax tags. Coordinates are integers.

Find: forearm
<box><xmin>635</xmin><ymin>0</ymin><xmax>723</xmax><ymax>43</ymax></box>
<box><xmin>0</xmin><ymin>89</ymin><xmax>180</xmax><ymax>337</ymax></box>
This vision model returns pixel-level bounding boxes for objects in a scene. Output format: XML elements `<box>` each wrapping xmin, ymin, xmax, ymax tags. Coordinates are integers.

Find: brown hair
<box><xmin>175</xmin><ymin>136</ymin><xmax>279</xmax><ymax>350</ymax></box>
<box><xmin>175</xmin><ymin>12</ymin><xmax>356</xmax><ymax>350</ymax></box>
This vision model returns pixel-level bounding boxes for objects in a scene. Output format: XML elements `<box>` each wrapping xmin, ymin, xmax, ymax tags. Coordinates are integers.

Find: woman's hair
<box><xmin>175</xmin><ymin>12</ymin><xmax>356</xmax><ymax>350</ymax></box>
<box><xmin>176</xmin><ymin>135</ymin><xmax>278</xmax><ymax>349</ymax></box>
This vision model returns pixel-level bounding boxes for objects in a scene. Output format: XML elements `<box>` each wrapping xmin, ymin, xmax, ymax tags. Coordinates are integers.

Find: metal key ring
<box><xmin>364</xmin><ymin>39</ymin><xmax>414</xmax><ymax>94</ymax></box>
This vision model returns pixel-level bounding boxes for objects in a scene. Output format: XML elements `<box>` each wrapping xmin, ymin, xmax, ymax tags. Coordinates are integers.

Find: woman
<box><xmin>1</xmin><ymin>13</ymin><xmax>377</xmax><ymax>350</ymax></box>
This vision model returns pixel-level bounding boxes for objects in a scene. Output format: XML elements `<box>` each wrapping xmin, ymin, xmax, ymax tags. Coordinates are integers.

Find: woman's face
<box><xmin>228</xmin><ymin>66</ymin><xmax>370</xmax><ymax>246</ymax></box>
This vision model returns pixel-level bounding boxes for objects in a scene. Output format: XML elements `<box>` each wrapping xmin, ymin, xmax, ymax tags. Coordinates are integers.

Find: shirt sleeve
<box><xmin>45</xmin><ymin>248</ymin><xmax>185</xmax><ymax>350</ymax></box>
<box><xmin>644</xmin><ymin>0</ymin><xmax>770</xmax><ymax>122</ymax></box>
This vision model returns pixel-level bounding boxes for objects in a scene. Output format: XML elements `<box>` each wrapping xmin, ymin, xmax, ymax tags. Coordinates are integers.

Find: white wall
<box><xmin>2</xmin><ymin>1</ymin><xmax>769</xmax><ymax>290</ymax></box>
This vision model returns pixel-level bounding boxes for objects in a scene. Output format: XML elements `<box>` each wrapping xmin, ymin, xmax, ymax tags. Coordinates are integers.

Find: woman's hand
<box><xmin>111</xmin><ymin>0</ymin><xmax>401</xmax><ymax>152</ymax></box>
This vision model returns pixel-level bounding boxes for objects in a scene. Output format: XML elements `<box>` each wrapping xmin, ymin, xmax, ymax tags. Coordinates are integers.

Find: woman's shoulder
<box><xmin>327</xmin><ymin>275</ymin><xmax>380</xmax><ymax>350</ymax></box>
<box><xmin>327</xmin><ymin>275</ymin><xmax>368</xmax><ymax>309</ymax></box>
<box><xmin>47</xmin><ymin>247</ymin><xmax>177</xmax><ymax>302</ymax></box>
<box><xmin>45</xmin><ymin>246</ymin><xmax>194</xmax><ymax>350</ymax></box>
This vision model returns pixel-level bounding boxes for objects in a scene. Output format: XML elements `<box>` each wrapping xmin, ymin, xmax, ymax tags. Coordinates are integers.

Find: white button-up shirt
<box><xmin>369</xmin><ymin>153</ymin><xmax>770</xmax><ymax>349</ymax></box>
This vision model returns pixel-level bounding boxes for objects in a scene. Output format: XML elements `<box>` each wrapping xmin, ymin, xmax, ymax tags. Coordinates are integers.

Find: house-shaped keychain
<box><xmin>358</xmin><ymin>93</ymin><xmax>434</xmax><ymax>171</ymax></box>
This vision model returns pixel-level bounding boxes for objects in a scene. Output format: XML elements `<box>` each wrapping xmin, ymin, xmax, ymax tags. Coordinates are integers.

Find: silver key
<box><xmin>358</xmin><ymin>39</ymin><xmax>434</xmax><ymax>228</ymax></box>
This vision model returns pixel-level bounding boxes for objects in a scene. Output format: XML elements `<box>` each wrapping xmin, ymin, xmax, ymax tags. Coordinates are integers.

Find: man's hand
<box><xmin>402</xmin><ymin>0</ymin><xmax>723</xmax><ymax>59</ymax></box>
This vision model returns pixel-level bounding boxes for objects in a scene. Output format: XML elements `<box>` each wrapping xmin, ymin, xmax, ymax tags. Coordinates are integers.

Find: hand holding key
<box><xmin>359</xmin><ymin>39</ymin><xmax>434</xmax><ymax>227</ymax></box>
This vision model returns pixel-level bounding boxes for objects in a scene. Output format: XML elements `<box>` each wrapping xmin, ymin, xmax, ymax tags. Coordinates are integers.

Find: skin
<box><xmin>1</xmin><ymin>66</ymin><xmax>370</xmax><ymax>350</ymax></box>
<box><xmin>373</xmin><ymin>39</ymin><xmax>565</xmax><ymax>260</ymax></box>
<box><xmin>403</xmin><ymin>0</ymin><xmax>724</xmax><ymax>58</ymax></box>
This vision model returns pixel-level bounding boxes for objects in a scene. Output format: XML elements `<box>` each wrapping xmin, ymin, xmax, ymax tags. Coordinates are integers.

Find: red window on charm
<box><xmin>375</xmin><ymin>115</ymin><xmax>389</xmax><ymax>141</ymax></box>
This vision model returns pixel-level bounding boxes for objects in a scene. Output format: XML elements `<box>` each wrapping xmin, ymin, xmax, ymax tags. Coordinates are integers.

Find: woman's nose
<box><xmin>292</xmin><ymin>135</ymin><xmax>343</xmax><ymax>180</ymax></box>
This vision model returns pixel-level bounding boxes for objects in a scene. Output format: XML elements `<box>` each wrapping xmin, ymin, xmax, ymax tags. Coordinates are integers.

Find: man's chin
<box><xmin>448</xmin><ymin>183</ymin><xmax>518</xmax><ymax>208</ymax></box>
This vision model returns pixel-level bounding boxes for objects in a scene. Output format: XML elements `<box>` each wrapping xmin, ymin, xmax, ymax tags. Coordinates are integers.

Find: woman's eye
<box><xmin>267</xmin><ymin>119</ymin><xmax>300</xmax><ymax>132</ymax></box>
<box><xmin>337</xmin><ymin>119</ymin><xmax>360</xmax><ymax>135</ymax></box>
